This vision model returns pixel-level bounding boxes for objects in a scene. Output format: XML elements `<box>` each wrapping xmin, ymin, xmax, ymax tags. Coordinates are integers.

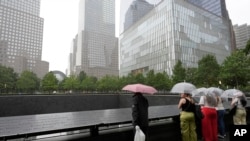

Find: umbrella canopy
<box><xmin>192</xmin><ymin>87</ymin><xmax>207</xmax><ymax>97</ymax></box>
<box><xmin>170</xmin><ymin>82</ymin><xmax>196</xmax><ymax>94</ymax></box>
<box><xmin>122</xmin><ymin>83</ymin><xmax>157</xmax><ymax>94</ymax></box>
<box><xmin>221</xmin><ymin>89</ymin><xmax>242</xmax><ymax>98</ymax></box>
<box><xmin>206</xmin><ymin>87</ymin><xmax>224</xmax><ymax>96</ymax></box>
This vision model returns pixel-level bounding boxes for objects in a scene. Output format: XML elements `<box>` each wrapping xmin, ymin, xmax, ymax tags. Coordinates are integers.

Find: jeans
<box><xmin>217</xmin><ymin>110</ymin><xmax>225</xmax><ymax>136</ymax></box>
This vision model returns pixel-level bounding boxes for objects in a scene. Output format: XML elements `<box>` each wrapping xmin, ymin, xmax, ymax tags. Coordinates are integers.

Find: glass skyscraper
<box><xmin>74</xmin><ymin>0</ymin><xmax>118</xmax><ymax>78</ymax></box>
<box><xmin>120</xmin><ymin>0</ymin><xmax>232</xmax><ymax>76</ymax></box>
<box><xmin>124</xmin><ymin>0</ymin><xmax>154</xmax><ymax>31</ymax></box>
<box><xmin>0</xmin><ymin>0</ymin><xmax>48</xmax><ymax>78</ymax></box>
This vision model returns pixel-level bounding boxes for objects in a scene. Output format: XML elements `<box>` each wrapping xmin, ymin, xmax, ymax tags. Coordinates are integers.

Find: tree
<box><xmin>196</xmin><ymin>55</ymin><xmax>220</xmax><ymax>87</ymax></box>
<box><xmin>62</xmin><ymin>75</ymin><xmax>81</xmax><ymax>92</ymax></box>
<box><xmin>81</xmin><ymin>76</ymin><xmax>97</xmax><ymax>92</ymax></box>
<box><xmin>97</xmin><ymin>75</ymin><xmax>119</xmax><ymax>92</ymax></box>
<box><xmin>172</xmin><ymin>60</ymin><xmax>186</xmax><ymax>84</ymax></box>
<box><xmin>243</xmin><ymin>39</ymin><xmax>250</xmax><ymax>55</ymax></box>
<box><xmin>16</xmin><ymin>71</ymin><xmax>40</xmax><ymax>93</ymax></box>
<box><xmin>154</xmin><ymin>72</ymin><xmax>172</xmax><ymax>92</ymax></box>
<box><xmin>145</xmin><ymin>70</ymin><xmax>156</xmax><ymax>86</ymax></box>
<box><xmin>0</xmin><ymin>65</ymin><xmax>17</xmax><ymax>93</ymax></box>
<box><xmin>78</xmin><ymin>71</ymin><xmax>87</xmax><ymax>83</ymax></box>
<box><xmin>185</xmin><ymin>67</ymin><xmax>198</xmax><ymax>84</ymax></box>
<box><xmin>41</xmin><ymin>72</ymin><xmax>58</xmax><ymax>93</ymax></box>
<box><xmin>220</xmin><ymin>50</ymin><xmax>250</xmax><ymax>88</ymax></box>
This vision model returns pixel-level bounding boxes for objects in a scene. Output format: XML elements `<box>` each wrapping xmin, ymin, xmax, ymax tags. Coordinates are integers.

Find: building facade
<box><xmin>0</xmin><ymin>0</ymin><xmax>48</xmax><ymax>78</ymax></box>
<box><xmin>233</xmin><ymin>24</ymin><xmax>250</xmax><ymax>49</ymax></box>
<box><xmin>120</xmin><ymin>0</ymin><xmax>232</xmax><ymax>76</ymax></box>
<box><xmin>73</xmin><ymin>0</ymin><xmax>118</xmax><ymax>79</ymax></box>
<box><xmin>124</xmin><ymin>0</ymin><xmax>154</xmax><ymax>31</ymax></box>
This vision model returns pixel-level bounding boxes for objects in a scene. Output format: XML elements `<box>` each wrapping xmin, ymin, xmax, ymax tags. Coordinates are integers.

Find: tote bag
<box><xmin>134</xmin><ymin>126</ymin><xmax>145</xmax><ymax>141</ymax></box>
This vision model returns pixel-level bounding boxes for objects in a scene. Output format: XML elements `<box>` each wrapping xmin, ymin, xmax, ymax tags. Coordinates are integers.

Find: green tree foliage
<box><xmin>81</xmin><ymin>76</ymin><xmax>97</xmax><ymax>92</ymax></box>
<box><xmin>78</xmin><ymin>71</ymin><xmax>87</xmax><ymax>83</ymax></box>
<box><xmin>0</xmin><ymin>65</ymin><xmax>17</xmax><ymax>93</ymax></box>
<box><xmin>145</xmin><ymin>70</ymin><xmax>155</xmax><ymax>86</ymax></box>
<box><xmin>243</xmin><ymin>39</ymin><xmax>250</xmax><ymax>55</ymax></box>
<box><xmin>154</xmin><ymin>72</ymin><xmax>172</xmax><ymax>91</ymax></box>
<box><xmin>172</xmin><ymin>60</ymin><xmax>186</xmax><ymax>84</ymax></box>
<box><xmin>134</xmin><ymin>73</ymin><xmax>145</xmax><ymax>84</ymax></box>
<box><xmin>97</xmin><ymin>75</ymin><xmax>120</xmax><ymax>92</ymax></box>
<box><xmin>62</xmin><ymin>75</ymin><xmax>81</xmax><ymax>91</ymax></box>
<box><xmin>220</xmin><ymin>50</ymin><xmax>250</xmax><ymax>88</ymax></box>
<box><xmin>16</xmin><ymin>71</ymin><xmax>40</xmax><ymax>93</ymax></box>
<box><xmin>185</xmin><ymin>67</ymin><xmax>198</xmax><ymax>84</ymax></box>
<box><xmin>41</xmin><ymin>72</ymin><xmax>58</xmax><ymax>93</ymax></box>
<box><xmin>196</xmin><ymin>55</ymin><xmax>220</xmax><ymax>87</ymax></box>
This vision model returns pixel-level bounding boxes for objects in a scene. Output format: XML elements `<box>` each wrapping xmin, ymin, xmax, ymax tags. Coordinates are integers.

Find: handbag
<box><xmin>229</xmin><ymin>105</ymin><xmax>237</xmax><ymax>116</ymax></box>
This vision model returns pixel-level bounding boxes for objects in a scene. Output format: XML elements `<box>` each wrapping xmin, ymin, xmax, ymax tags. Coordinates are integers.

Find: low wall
<box><xmin>0</xmin><ymin>94</ymin><xmax>180</xmax><ymax>117</ymax></box>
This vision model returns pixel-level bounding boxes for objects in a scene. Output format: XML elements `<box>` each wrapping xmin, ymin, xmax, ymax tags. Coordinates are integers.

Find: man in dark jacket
<box><xmin>132</xmin><ymin>92</ymin><xmax>149</xmax><ymax>139</ymax></box>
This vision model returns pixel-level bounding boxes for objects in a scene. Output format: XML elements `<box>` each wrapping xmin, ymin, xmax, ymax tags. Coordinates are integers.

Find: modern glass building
<box><xmin>119</xmin><ymin>0</ymin><xmax>232</xmax><ymax>76</ymax></box>
<box><xmin>124</xmin><ymin>0</ymin><xmax>154</xmax><ymax>31</ymax></box>
<box><xmin>233</xmin><ymin>24</ymin><xmax>250</xmax><ymax>49</ymax></box>
<box><xmin>186</xmin><ymin>0</ymin><xmax>228</xmax><ymax>19</ymax></box>
<box><xmin>74</xmin><ymin>0</ymin><xmax>118</xmax><ymax>78</ymax></box>
<box><xmin>0</xmin><ymin>0</ymin><xmax>48</xmax><ymax>78</ymax></box>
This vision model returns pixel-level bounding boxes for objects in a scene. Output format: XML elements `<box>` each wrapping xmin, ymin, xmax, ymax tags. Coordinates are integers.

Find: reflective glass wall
<box><xmin>119</xmin><ymin>0</ymin><xmax>231</xmax><ymax>76</ymax></box>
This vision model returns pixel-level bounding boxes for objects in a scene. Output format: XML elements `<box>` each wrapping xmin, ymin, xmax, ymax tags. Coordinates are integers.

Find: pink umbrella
<box><xmin>122</xmin><ymin>83</ymin><xmax>157</xmax><ymax>94</ymax></box>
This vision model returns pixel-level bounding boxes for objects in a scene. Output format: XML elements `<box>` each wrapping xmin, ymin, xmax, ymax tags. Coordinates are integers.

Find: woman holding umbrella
<box><xmin>231</xmin><ymin>91</ymin><xmax>247</xmax><ymax>125</ymax></box>
<box><xmin>178</xmin><ymin>92</ymin><xmax>197</xmax><ymax>141</ymax></box>
<box><xmin>171</xmin><ymin>82</ymin><xmax>198</xmax><ymax>141</ymax></box>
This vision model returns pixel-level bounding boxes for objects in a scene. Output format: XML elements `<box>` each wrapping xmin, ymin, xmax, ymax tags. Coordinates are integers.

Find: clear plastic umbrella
<box><xmin>192</xmin><ymin>87</ymin><xmax>207</xmax><ymax>97</ymax></box>
<box><xmin>170</xmin><ymin>82</ymin><xmax>196</xmax><ymax>94</ymax></box>
<box><xmin>221</xmin><ymin>89</ymin><xmax>242</xmax><ymax>98</ymax></box>
<box><xmin>207</xmin><ymin>87</ymin><xmax>224</xmax><ymax>96</ymax></box>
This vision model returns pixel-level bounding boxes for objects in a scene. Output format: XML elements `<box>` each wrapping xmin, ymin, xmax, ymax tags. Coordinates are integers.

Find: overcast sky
<box><xmin>40</xmin><ymin>0</ymin><xmax>250</xmax><ymax>73</ymax></box>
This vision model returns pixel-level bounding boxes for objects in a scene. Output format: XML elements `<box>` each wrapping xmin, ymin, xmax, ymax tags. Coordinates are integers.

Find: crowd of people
<box><xmin>178</xmin><ymin>88</ymin><xmax>247</xmax><ymax>141</ymax></box>
<box><xmin>128</xmin><ymin>83</ymin><xmax>248</xmax><ymax>141</ymax></box>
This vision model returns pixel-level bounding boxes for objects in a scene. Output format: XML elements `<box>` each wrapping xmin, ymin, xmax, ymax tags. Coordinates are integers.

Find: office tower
<box><xmin>124</xmin><ymin>0</ymin><xmax>154</xmax><ymax>31</ymax></box>
<box><xmin>233</xmin><ymin>24</ymin><xmax>250</xmax><ymax>49</ymax></box>
<box><xmin>0</xmin><ymin>0</ymin><xmax>48</xmax><ymax>78</ymax></box>
<box><xmin>120</xmin><ymin>0</ymin><xmax>232</xmax><ymax>76</ymax></box>
<box><xmin>186</xmin><ymin>0</ymin><xmax>228</xmax><ymax>19</ymax></box>
<box><xmin>74</xmin><ymin>0</ymin><xmax>118</xmax><ymax>79</ymax></box>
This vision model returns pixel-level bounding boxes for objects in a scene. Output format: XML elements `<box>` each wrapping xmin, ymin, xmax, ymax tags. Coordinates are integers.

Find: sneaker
<box><xmin>218</xmin><ymin>134</ymin><xmax>224</xmax><ymax>139</ymax></box>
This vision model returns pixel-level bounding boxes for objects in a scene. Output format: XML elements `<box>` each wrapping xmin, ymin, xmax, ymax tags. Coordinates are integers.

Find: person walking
<box><xmin>216</xmin><ymin>96</ymin><xmax>226</xmax><ymax>139</ymax></box>
<box><xmin>199</xmin><ymin>93</ymin><xmax>218</xmax><ymax>141</ymax></box>
<box><xmin>132</xmin><ymin>92</ymin><xmax>149</xmax><ymax>140</ymax></box>
<box><xmin>178</xmin><ymin>93</ymin><xmax>197</xmax><ymax>141</ymax></box>
<box><xmin>231</xmin><ymin>92</ymin><xmax>247</xmax><ymax>125</ymax></box>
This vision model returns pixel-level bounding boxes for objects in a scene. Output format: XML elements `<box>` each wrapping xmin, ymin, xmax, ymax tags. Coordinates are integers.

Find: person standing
<box><xmin>132</xmin><ymin>92</ymin><xmax>149</xmax><ymax>140</ymax></box>
<box><xmin>231</xmin><ymin>92</ymin><xmax>247</xmax><ymax>125</ymax></box>
<box><xmin>199</xmin><ymin>94</ymin><xmax>218</xmax><ymax>141</ymax></box>
<box><xmin>216</xmin><ymin>96</ymin><xmax>226</xmax><ymax>139</ymax></box>
<box><xmin>178</xmin><ymin>93</ymin><xmax>197</xmax><ymax>141</ymax></box>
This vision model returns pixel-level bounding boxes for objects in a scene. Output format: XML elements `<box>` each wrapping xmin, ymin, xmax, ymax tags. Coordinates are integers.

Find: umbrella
<box><xmin>192</xmin><ymin>87</ymin><xmax>207</xmax><ymax>97</ymax></box>
<box><xmin>221</xmin><ymin>89</ymin><xmax>242</xmax><ymax>98</ymax></box>
<box><xmin>206</xmin><ymin>87</ymin><xmax>224</xmax><ymax>96</ymax></box>
<box><xmin>122</xmin><ymin>83</ymin><xmax>157</xmax><ymax>94</ymax></box>
<box><xmin>170</xmin><ymin>82</ymin><xmax>196</xmax><ymax>94</ymax></box>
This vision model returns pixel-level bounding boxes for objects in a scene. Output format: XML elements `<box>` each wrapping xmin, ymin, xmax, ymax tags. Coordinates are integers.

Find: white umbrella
<box><xmin>192</xmin><ymin>87</ymin><xmax>207</xmax><ymax>97</ymax></box>
<box><xmin>170</xmin><ymin>82</ymin><xmax>196</xmax><ymax>94</ymax></box>
<box><xmin>221</xmin><ymin>89</ymin><xmax>242</xmax><ymax>98</ymax></box>
<box><xmin>206</xmin><ymin>87</ymin><xmax>224</xmax><ymax>96</ymax></box>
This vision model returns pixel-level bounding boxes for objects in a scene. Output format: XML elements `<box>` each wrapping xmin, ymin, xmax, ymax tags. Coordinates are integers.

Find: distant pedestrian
<box><xmin>132</xmin><ymin>92</ymin><xmax>149</xmax><ymax>140</ymax></box>
<box><xmin>178</xmin><ymin>93</ymin><xmax>197</xmax><ymax>141</ymax></box>
<box><xmin>199</xmin><ymin>94</ymin><xmax>218</xmax><ymax>141</ymax></box>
